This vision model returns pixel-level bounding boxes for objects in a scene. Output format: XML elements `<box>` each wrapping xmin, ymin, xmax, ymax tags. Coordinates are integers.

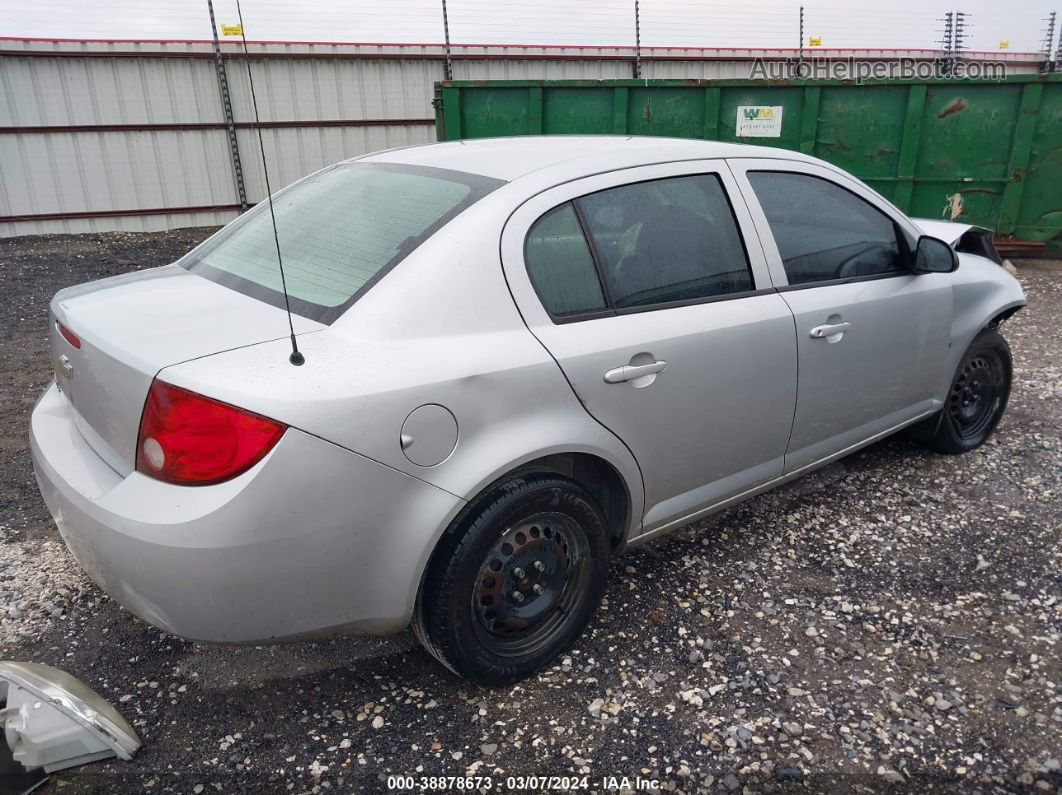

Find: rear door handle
<box><xmin>604</xmin><ymin>360</ymin><xmax>668</xmax><ymax>384</ymax></box>
<box><xmin>809</xmin><ymin>321</ymin><xmax>851</xmax><ymax>339</ymax></box>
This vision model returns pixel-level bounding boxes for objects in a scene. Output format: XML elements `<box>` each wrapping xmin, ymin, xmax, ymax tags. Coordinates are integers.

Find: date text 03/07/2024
<box><xmin>386</xmin><ymin>775</ymin><xmax>661</xmax><ymax>791</ymax></box>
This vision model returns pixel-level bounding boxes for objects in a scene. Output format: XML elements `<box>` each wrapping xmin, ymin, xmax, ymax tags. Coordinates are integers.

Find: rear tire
<box><xmin>413</xmin><ymin>473</ymin><xmax>610</xmax><ymax>683</ymax></box>
<box><xmin>916</xmin><ymin>328</ymin><xmax>1012</xmax><ymax>454</ymax></box>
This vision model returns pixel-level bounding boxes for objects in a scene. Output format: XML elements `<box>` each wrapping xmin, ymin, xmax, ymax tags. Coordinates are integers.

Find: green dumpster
<box><xmin>434</xmin><ymin>75</ymin><xmax>1062</xmax><ymax>254</ymax></box>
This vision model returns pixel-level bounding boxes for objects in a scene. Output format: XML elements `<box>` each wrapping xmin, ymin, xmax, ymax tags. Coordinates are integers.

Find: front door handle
<box><xmin>604</xmin><ymin>360</ymin><xmax>668</xmax><ymax>384</ymax></box>
<box><xmin>809</xmin><ymin>321</ymin><xmax>851</xmax><ymax>339</ymax></box>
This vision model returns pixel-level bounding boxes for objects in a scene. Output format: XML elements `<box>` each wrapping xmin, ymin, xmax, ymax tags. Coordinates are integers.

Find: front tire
<box><xmin>413</xmin><ymin>473</ymin><xmax>610</xmax><ymax>683</ymax></box>
<box><xmin>919</xmin><ymin>328</ymin><xmax>1012</xmax><ymax>454</ymax></box>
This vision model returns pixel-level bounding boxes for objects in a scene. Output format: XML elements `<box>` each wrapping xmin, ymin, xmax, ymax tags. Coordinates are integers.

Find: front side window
<box><xmin>747</xmin><ymin>171</ymin><xmax>907</xmax><ymax>286</ymax></box>
<box><xmin>578</xmin><ymin>175</ymin><xmax>753</xmax><ymax>309</ymax></box>
<box><xmin>183</xmin><ymin>162</ymin><xmax>502</xmax><ymax>323</ymax></box>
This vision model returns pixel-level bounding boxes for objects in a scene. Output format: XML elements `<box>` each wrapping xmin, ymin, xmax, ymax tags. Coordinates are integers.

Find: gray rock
<box><xmin>880</xmin><ymin>769</ymin><xmax>905</xmax><ymax>784</ymax></box>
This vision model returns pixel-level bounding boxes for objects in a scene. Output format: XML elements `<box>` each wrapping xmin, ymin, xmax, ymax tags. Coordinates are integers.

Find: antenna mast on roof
<box><xmin>234</xmin><ymin>0</ymin><xmax>305</xmax><ymax>366</ymax></box>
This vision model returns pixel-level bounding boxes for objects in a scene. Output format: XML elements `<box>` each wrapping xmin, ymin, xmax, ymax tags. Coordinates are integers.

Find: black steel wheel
<box><xmin>918</xmin><ymin>328</ymin><xmax>1012</xmax><ymax>454</ymax></box>
<box><xmin>946</xmin><ymin>350</ymin><xmax>1006</xmax><ymax>441</ymax></box>
<box><xmin>413</xmin><ymin>473</ymin><xmax>610</xmax><ymax>683</ymax></box>
<box><xmin>471</xmin><ymin>513</ymin><xmax>591</xmax><ymax>657</ymax></box>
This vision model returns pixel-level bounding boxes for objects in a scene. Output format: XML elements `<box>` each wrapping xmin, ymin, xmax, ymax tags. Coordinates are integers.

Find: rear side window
<box><xmin>525</xmin><ymin>203</ymin><xmax>607</xmax><ymax>317</ymax></box>
<box><xmin>524</xmin><ymin>174</ymin><xmax>754</xmax><ymax>319</ymax></box>
<box><xmin>183</xmin><ymin>162</ymin><xmax>503</xmax><ymax>324</ymax></box>
<box><xmin>748</xmin><ymin>171</ymin><xmax>906</xmax><ymax>286</ymax></box>
<box><xmin>579</xmin><ymin>175</ymin><xmax>752</xmax><ymax>309</ymax></box>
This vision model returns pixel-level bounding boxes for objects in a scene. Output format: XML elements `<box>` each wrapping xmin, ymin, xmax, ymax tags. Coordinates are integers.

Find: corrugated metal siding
<box><xmin>642</xmin><ymin>60</ymin><xmax>769</xmax><ymax>79</ymax></box>
<box><xmin>0</xmin><ymin>123</ymin><xmax>437</xmax><ymax>235</ymax></box>
<box><xmin>0</xmin><ymin>129</ymin><xmax>236</xmax><ymax>217</ymax></box>
<box><xmin>0</xmin><ymin>54</ymin><xmax>441</xmax><ymax>125</ymax></box>
<box><xmin>3</xmin><ymin>210</ymin><xmax>238</xmax><ymax>236</ymax></box>
<box><xmin>224</xmin><ymin>58</ymin><xmax>440</xmax><ymax>120</ymax></box>
<box><xmin>0</xmin><ymin>45</ymin><xmax>446</xmax><ymax>235</ymax></box>
<box><xmin>232</xmin><ymin>124</ymin><xmax>437</xmax><ymax>197</ymax></box>
<box><xmin>0</xmin><ymin>55</ymin><xmax>223</xmax><ymax>125</ymax></box>
<box><xmin>0</xmin><ymin>39</ymin><xmax>1044</xmax><ymax>236</ymax></box>
<box><xmin>456</xmin><ymin>58</ymin><xmax>632</xmax><ymax>80</ymax></box>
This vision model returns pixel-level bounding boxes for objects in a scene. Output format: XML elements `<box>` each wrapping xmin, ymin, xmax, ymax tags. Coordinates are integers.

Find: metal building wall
<box><xmin>0</xmin><ymin>38</ymin><xmax>1043</xmax><ymax>237</ymax></box>
<box><xmin>0</xmin><ymin>40</ymin><xmax>445</xmax><ymax>235</ymax></box>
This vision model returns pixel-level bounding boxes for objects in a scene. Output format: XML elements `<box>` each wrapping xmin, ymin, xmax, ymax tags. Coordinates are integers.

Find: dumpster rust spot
<box><xmin>938</xmin><ymin>98</ymin><xmax>966</xmax><ymax>118</ymax></box>
<box><xmin>945</xmin><ymin>192</ymin><xmax>964</xmax><ymax>220</ymax></box>
<box><xmin>644</xmin><ymin>97</ymin><xmax>652</xmax><ymax>123</ymax></box>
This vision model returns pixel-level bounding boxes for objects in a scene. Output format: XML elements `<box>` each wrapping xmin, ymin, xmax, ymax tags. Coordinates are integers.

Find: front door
<box><xmin>500</xmin><ymin>161</ymin><xmax>797</xmax><ymax>533</ymax></box>
<box><xmin>730</xmin><ymin>160</ymin><xmax>953</xmax><ymax>472</ymax></box>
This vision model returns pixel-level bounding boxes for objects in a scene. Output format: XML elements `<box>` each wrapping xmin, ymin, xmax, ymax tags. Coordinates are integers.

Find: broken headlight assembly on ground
<box><xmin>1</xmin><ymin>662</ymin><xmax>140</xmax><ymax>780</ymax></box>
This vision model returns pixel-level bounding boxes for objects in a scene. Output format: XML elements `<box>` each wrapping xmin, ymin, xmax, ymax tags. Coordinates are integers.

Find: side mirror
<box><xmin>912</xmin><ymin>235</ymin><xmax>959</xmax><ymax>273</ymax></box>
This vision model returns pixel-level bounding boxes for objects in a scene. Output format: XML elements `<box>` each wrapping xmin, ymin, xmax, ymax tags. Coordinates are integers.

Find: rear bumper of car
<box><xmin>30</xmin><ymin>382</ymin><xmax>463</xmax><ymax>642</ymax></box>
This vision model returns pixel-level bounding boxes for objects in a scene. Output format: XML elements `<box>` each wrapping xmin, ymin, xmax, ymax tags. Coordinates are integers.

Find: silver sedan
<box><xmin>31</xmin><ymin>137</ymin><xmax>1025</xmax><ymax>681</ymax></box>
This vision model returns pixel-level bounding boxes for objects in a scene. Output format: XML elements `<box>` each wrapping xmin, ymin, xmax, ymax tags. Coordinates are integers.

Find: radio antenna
<box><xmin>234</xmin><ymin>0</ymin><xmax>304</xmax><ymax>366</ymax></box>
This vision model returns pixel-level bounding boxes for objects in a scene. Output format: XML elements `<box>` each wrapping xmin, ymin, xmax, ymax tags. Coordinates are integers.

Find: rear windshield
<box><xmin>182</xmin><ymin>162</ymin><xmax>503</xmax><ymax>324</ymax></box>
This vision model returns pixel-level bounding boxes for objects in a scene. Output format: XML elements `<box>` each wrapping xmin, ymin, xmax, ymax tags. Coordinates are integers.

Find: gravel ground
<box><xmin>0</xmin><ymin>230</ymin><xmax>1059</xmax><ymax>794</ymax></box>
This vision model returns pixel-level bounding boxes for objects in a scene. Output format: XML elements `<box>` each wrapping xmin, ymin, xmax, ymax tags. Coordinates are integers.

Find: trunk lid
<box><xmin>49</xmin><ymin>265</ymin><xmax>321</xmax><ymax>476</ymax></box>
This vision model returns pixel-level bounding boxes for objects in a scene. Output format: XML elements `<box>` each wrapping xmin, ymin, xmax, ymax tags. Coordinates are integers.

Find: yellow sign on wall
<box><xmin>221</xmin><ymin>24</ymin><xmax>243</xmax><ymax>37</ymax></box>
<box><xmin>808</xmin><ymin>36</ymin><xmax>822</xmax><ymax>46</ymax></box>
<box><xmin>999</xmin><ymin>40</ymin><xmax>1010</xmax><ymax>49</ymax></box>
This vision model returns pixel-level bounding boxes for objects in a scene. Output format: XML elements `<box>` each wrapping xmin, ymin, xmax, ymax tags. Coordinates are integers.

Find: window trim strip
<box><xmin>774</xmin><ymin>269</ymin><xmax>915</xmax><ymax>293</ymax></box>
<box><xmin>571</xmin><ymin>198</ymin><xmax>617</xmax><ymax>311</ymax></box>
<box><xmin>613</xmin><ymin>286</ymin><xmax>778</xmax><ymax>315</ymax></box>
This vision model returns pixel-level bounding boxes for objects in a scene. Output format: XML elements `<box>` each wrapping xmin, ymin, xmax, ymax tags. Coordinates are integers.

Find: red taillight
<box><xmin>136</xmin><ymin>380</ymin><xmax>286</xmax><ymax>486</ymax></box>
<box><xmin>56</xmin><ymin>320</ymin><xmax>81</xmax><ymax>349</ymax></box>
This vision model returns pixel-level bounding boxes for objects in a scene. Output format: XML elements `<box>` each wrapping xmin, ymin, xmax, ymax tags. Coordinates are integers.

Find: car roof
<box><xmin>361</xmin><ymin>135</ymin><xmax>820</xmax><ymax>183</ymax></box>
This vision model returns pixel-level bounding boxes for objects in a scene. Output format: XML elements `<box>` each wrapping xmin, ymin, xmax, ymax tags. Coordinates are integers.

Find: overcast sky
<box><xmin>1</xmin><ymin>0</ymin><xmax>1057</xmax><ymax>52</ymax></box>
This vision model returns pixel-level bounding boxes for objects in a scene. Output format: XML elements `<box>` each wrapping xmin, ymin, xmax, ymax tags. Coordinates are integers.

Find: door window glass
<box><xmin>525</xmin><ymin>202</ymin><xmax>607</xmax><ymax>317</ymax></box>
<box><xmin>576</xmin><ymin>175</ymin><xmax>753</xmax><ymax>309</ymax></box>
<box><xmin>748</xmin><ymin>171</ymin><xmax>906</xmax><ymax>285</ymax></box>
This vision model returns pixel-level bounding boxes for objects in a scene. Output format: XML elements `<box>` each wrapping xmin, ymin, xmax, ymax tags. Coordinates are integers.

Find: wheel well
<box><xmin>502</xmin><ymin>453</ymin><xmax>631</xmax><ymax>547</ymax></box>
<box><xmin>418</xmin><ymin>454</ymin><xmax>631</xmax><ymax>609</ymax></box>
<box><xmin>987</xmin><ymin>305</ymin><xmax>1022</xmax><ymax>329</ymax></box>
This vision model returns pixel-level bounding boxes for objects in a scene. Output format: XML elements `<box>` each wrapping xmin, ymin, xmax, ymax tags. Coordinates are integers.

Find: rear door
<box><xmin>729</xmin><ymin>159</ymin><xmax>952</xmax><ymax>472</ymax></box>
<box><xmin>500</xmin><ymin>160</ymin><xmax>797</xmax><ymax>534</ymax></box>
